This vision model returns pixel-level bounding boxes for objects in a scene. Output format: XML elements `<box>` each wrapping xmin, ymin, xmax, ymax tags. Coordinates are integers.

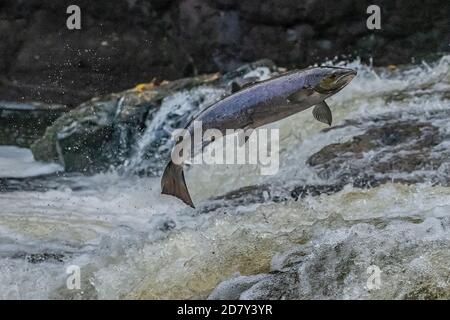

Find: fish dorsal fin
<box><xmin>312</xmin><ymin>101</ymin><xmax>332</xmax><ymax>126</ymax></box>
<box><xmin>231</xmin><ymin>77</ymin><xmax>260</xmax><ymax>93</ymax></box>
<box><xmin>287</xmin><ymin>88</ymin><xmax>314</xmax><ymax>103</ymax></box>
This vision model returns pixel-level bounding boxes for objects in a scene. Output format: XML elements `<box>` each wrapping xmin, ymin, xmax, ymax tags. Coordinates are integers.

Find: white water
<box><xmin>0</xmin><ymin>56</ymin><xmax>449</xmax><ymax>299</ymax></box>
<box><xmin>0</xmin><ymin>146</ymin><xmax>62</xmax><ymax>178</ymax></box>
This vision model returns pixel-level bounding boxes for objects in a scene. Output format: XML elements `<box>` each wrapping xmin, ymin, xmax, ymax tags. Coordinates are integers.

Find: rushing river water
<box><xmin>0</xmin><ymin>56</ymin><xmax>449</xmax><ymax>299</ymax></box>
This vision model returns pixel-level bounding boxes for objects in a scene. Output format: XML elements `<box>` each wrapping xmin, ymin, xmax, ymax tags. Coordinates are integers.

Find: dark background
<box><xmin>0</xmin><ymin>0</ymin><xmax>448</xmax><ymax>106</ymax></box>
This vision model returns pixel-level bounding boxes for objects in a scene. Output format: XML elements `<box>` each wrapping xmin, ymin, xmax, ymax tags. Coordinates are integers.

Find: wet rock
<box><xmin>25</xmin><ymin>253</ymin><xmax>65</xmax><ymax>264</ymax></box>
<box><xmin>0</xmin><ymin>174</ymin><xmax>54</xmax><ymax>193</ymax></box>
<box><xmin>308</xmin><ymin>119</ymin><xmax>446</xmax><ymax>185</ymax></box>
<box><xmin>11</xmin><ymin>252</ymin><xmax>66</xmax><ymax>264</ymax></box>
<box><xmin>200</xmin><ymin>179</ymin><xmax>382</xmax><ymax>214</ymax></box>
<box><xmin>210</xmin><ymin>216</ymin><xmax>450</xmax><ymax>299</ymax></box>
<box><xmin>200</xmin><ymin>183</ymin><xmax>347</xmax><ymax>214</ymax></box>
<box><xmin>0</xmin><ymin>101</ymin><xmax>67</xmax><ymax>147</ymax></box>
<box><xmin>0</xmin><ymin>172</ymin><xmax>89</xmax><ymax>193</ymax></box>
<box><xmin>290</xmin><ymin>184</ymin><xmax>346</xmax><ymax>200</ymax></box>
<box><xmin>204</xmin><ymin>185</ymin><xmax>275</xmax><ymax>212</ymax></box>
<box><xmin>208</xmin><ymin>273</ymin><xmax>270</xmax><ymax>300</ymax></box>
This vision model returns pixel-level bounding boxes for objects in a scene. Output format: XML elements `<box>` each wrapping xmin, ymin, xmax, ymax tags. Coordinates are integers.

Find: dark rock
<box><xmin>209</xmin><ymin>215</ymin><xmax>450</xmax><ymax>299</ymax></box>
<box><xmin>11</xmin><ymin>252</ymin><xmax>66</xmax><ymax>264</ymax></box>
<box><xmin>202</xmin><ymin>184</ymin><xmax>274</xmax><ymax>213</ymax></box>
<box><xmin>0</xmin><ymin>0</ymin><xmax>447</xmax><ymax>105</ymax></box>
<box><xmin>308</xmin><ymin>118</ymin><xmax>447</xmax><ymax>185</ymax></box>
<box><xmin>201</xmin><ymin>183</ymin><xmax>347</xmax><ymax>214</ymax></box>
<box><xmin>0</xmin><ymin>101</ymin><xmax>68</xmax><ymax>147</ymax></box>
<box><xmin>0</xmin><ymin>172</ymin><xmax>82</xmax><ymax>193</ymax></box>
<box><xmin>208</xmin><ymin>273</ymin><xmax>271</xmax><ymax>300</ymax></box>
<box><xmin>291</xmin><ymin>184</ymin><xmax>346</xmax><ymax>201</ymax></box>
<box><xmin>26</xmin><ymin>253</ymin><xmax>65</xmax><ymax>264</ymax></box>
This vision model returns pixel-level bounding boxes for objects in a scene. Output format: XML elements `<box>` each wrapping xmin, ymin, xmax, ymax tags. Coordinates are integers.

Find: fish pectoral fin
<box><xmin>237</xmin><ymin>126</ymin><xmax>254</xmax><ymax>147</ymax></box>
<box><xmin>287</xmin><ymin>88</ymin><xmax>314</xmax><ymax>103</ymax></box>
<box><xmin>312</xmin><ymin>101</ymin><xmax>333</xmax><ymax>126</ymax></box>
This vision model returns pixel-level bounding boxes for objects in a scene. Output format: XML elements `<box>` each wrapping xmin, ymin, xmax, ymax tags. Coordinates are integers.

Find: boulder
<box><xmin>209</xmin><ymin>216</ymin><xmax>450</xmax><ymax>299</ymax></box>
<box><xmin>308</xmin><ymin>116</ymin><xmax>448</xmax><ymax>185</ymax></box>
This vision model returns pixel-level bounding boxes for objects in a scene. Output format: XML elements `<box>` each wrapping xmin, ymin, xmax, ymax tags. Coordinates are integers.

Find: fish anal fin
<box><xmin>312</xmin><ymin>100</ymin><xmax>332</xmax><ymax>126</ymax></box>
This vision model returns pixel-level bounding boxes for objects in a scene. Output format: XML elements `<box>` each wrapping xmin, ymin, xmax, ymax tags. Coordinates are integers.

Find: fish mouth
<box><xmin>335</xmin><ymin>69</ymin><xmax>357</xmax><ymax>88</ymax></box>
<box><xmin>315</xmin><ymin>68</ymin><xmax>357</xmax><ymax>94</ymax></box>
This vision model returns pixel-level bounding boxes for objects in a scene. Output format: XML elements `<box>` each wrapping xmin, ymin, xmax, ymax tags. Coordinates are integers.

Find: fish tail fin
<box><xmin>161</xmin><ymin>160</ymin><xmax>195</xmax><ymax>208</ymax></box>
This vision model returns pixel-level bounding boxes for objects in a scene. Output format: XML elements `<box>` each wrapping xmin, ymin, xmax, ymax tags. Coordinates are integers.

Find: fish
<box><xmin>161</xmin><ymin>66</ymin><xmax>357</xmax><ymax>208</ymax></box>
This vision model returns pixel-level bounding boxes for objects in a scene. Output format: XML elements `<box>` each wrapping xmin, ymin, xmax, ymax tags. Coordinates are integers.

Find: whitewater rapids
<box><xmin>0</xmin><ymin>56</ymin><xmax>449</xmax><ymax>299</ymax></box>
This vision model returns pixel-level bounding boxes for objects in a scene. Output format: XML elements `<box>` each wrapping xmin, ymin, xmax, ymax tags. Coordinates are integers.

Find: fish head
<box><xmin>311</xmin><ymin>67</ymin><xmax>357</xmax><ymax>95</ymax></box>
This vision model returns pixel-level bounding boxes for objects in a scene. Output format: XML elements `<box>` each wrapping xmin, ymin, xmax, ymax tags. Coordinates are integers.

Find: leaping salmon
<box><xmin>161</xmin><ymin>66</ymin><xmax>357</xmax><ymax>208</ymax></box>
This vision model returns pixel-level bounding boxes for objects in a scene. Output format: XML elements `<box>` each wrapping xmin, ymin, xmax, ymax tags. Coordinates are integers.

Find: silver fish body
<box><xmin>196</xmin><ymin>67</ymin><xmax>353</xmax><ymax>128</ymax></box>
<box><xmin>162</xmin><ymin>66</ymin><xmax>357</xmax><ymax>207</ymax></box>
